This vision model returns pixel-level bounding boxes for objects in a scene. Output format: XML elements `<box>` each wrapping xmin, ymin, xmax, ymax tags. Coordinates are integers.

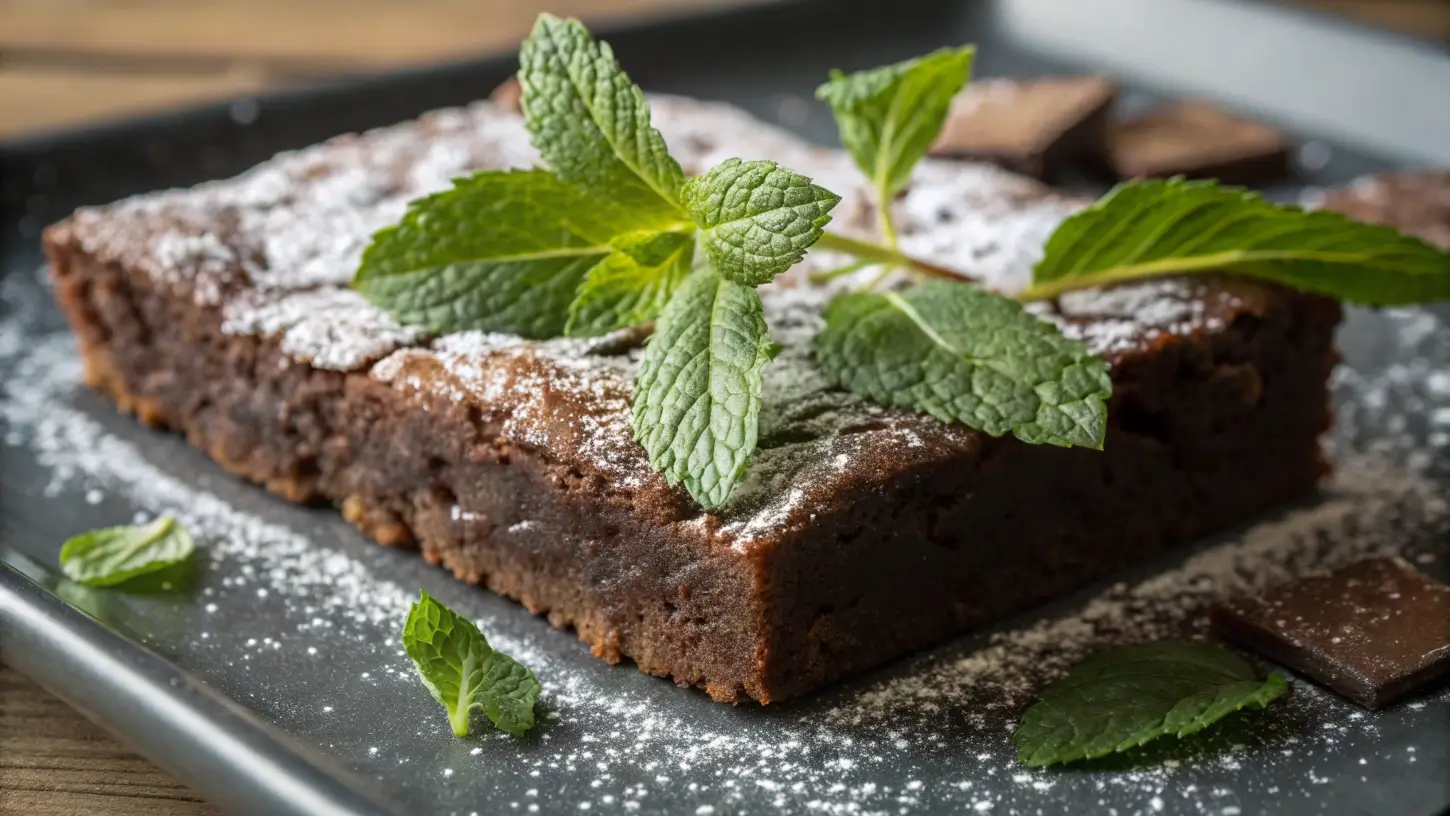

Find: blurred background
<box><xmin>1</xmin><ymin>0</ymin><xmax>1448</xmax><ymax>140</ymax></box>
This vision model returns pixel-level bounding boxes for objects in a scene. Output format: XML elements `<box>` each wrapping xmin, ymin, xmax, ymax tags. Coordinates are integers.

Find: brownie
<box><xmin>1109</xmin><ymin>100</ymin><xmax>1293</xmax><ymax>183</ymax></box>
<box><xmin>43</xmin><ymin>96</ymin><xmax>1341</xmax><ymax>704</ymax></box>
<box><xmin>1320</xmin><ymin>169</ymin><xmax>1450</xmax><ymax>250</ymax></box>
<box><xmin>928</xmin><ymin>76</ymin><xmax>1118</xmax><ymax>179</ymax></box>
<box><xmin>1212</xmin><ymin>557</ymin><xmax>1450</xmax><ymax>709</ymax></box>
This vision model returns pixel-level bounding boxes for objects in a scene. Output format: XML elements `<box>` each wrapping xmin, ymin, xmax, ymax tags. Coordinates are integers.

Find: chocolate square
<box><xmin>928</xmin><ymin>75</ymin><xmax>1118</xmax><ymax>179</ymax></box>
<box><xmin>1211</xmin><ymin>557</ymin><xmax>1450</xmax><ymax>709</ymax></box>
<box><xmin>1320</xmin><ymin>169</ymin><xmax>1450</xmax><ymax>250</ymax></box>
<box><xmin>1109</xmin><ymin>100</ymin><xmax>1292</xmax><ymax>184</ymax></box>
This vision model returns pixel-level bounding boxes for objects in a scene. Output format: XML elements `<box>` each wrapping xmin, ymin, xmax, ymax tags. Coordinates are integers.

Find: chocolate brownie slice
<box><xmin>43</xmin><ymin>96</ymin><xmax>1340</xmax><ymax>703</ymax></box>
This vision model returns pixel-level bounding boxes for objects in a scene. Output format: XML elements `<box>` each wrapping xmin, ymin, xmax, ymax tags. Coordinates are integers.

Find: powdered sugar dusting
<box><xmin>4</xmin><ymin>255</ymin><xmax>1448</xmax><ymax>813</ymax></box>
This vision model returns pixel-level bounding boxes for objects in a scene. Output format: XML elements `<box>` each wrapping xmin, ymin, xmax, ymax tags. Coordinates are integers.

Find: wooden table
<box><xmin>0</xmin><ymin>0</ymin><xmax>1442</xmax><ymax>814</ymax></box>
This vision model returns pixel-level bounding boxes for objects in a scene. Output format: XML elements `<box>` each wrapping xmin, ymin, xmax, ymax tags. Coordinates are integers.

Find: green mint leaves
<box><xmin>402</xmin><ymin>590</ymin><xmax>540</xmax><ymax>738</ymax></box>
<box><xmin>519</xmin><ymin>14</ymin><xmax>685</xmax><ymax>221</ymax></box>
<box><xmin>1023</xmin><ymin>178</ymin><xmax>1450</xmax><ymax>304</ymax></box>
<box><xmin>1014</xmin><ymin>641</ymin><xmax>1289</xmax><ymax>767</ymax></box>
<box><xmin>816</xmin><ymin>281</ymin><xmax>1111</xmax><ymax>448</ymax></box>
<box><xmin>817</xmin><ymin>47</ymin><xmax>974</xmax><ymax>205</ymax></box>
<box><xmin>633</xmin><ymin>267</ymin><xmax>773</xmax><ymax>509</ymax></box>
<box><xmin>59</xmin><ymin>516</ymin><xmax>196</xmax><ymax>587</ymax></box>
<box><xmin>356</xmin><ymin>170</ymin><xmax>644</xmax><ymax>338</ymax></box>
<box><xmin>682</xmin><ymin>158</ymin><xmax>841</xmax><ymax>286</ymax></box>
<box><xmin>566</xmin><ymin>229</ymin><xmax>693</xmax><ymax>337</ymax></box>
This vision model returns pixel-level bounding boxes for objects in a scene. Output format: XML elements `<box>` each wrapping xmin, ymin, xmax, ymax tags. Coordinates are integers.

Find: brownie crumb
<box><xmin>1212</xmin><ymin>557</ymin><xmax>1450</xmax><ymax>709</ymax></box>
<box><xmin>1109</xmin><ymin>99</ymin><xmax>1293</xmax><ymax>183</ymax></box>
<box><xmin>928</xmin><ymin>76</ymin><xmax>1118</xmax><ymax>179</ymax></box>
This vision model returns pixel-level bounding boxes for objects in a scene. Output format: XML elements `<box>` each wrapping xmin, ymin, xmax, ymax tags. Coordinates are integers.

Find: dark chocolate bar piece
<box><xmin>928</xmin><ymin>76</ymin><xmax>1118</xmax><ymax>179</ymax></box>
<box><xmin>1211</xmin><ymin>557</ymin><xmax>1450</xmax><ymax>709</ymax></box>
<box><xmin>1321</xmin><ymin>169</ymin><xmax>1450</xmax><ymax>250</ymax></box>
<box><xmin>1109</xmin><ymin>100</ymin><xmax>1292</xmax><ymax>184</ymax></box>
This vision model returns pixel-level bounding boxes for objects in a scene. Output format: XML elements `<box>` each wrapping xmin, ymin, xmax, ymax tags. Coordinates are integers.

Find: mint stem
<box><xmin>814</xmin><ymin>231</ymin><xmax>966</xmax><ymax>284</ymax></box>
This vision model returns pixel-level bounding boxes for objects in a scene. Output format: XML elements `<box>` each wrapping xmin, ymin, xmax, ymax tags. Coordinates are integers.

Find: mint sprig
<box><xmin>519</xmin><ymin>13</ymin><xmax>686</xmax><ymax>222</ymax></box>
<box><xmin>1014</xmin><ymin>640</ymin><xmax>1289</xmax><ymax>767</ymax></box>
<box><xmin>1022</xmin><ymin>177</ymin><xmax>1450</xmax><ymax>304</ymax></box>
<box><xmin>358</xmin><ymin>23</ymin><xmax>1450</xmax><ymax>513</ymax></box>
<box><xmin>816</xmin><ymin>282</ymin><xmax>1111</xmax><ymax>448</ymax></box>
<box><xmin>633</xmin><ymin>266</ymin><xmax>773</xmax><ymax>509</ymax></box>
<box><xmin>682</xmin><ymin>158</ymin><xmax>841</xmax><ymax>286</ymax></box>
<box><xmin>403</xmin><ymin>590</ymin><xmax>540</xmax><ymax>737</ymax></box>
<box><xmin>59</xmin><ymin>516</ymin><xmax>196</xmax><ymax>588</ymax></box>
<box><xmin>817</xmin><ymin>46</ymin><xmax>973</xmax><ymax>243</ymax></box>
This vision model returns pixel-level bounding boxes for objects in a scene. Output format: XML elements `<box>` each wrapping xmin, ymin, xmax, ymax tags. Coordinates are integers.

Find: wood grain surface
<box><xmin>0</xmin><ymin>0</ymin><xmax>1442</xmax><ymax>814</ymax></box>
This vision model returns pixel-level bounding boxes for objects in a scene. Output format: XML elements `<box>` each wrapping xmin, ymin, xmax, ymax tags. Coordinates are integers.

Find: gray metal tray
<box><xmin>3</xmin><ymin>1</ymin><xmax>1449</xmax><ymax>814</ymax></box>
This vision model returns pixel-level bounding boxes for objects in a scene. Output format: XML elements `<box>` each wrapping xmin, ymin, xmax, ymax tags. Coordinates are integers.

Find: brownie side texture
<box><xmin>44</xmin><ymin>97</ymin><xmax>1341</xmax><ymax>703</ymax></box>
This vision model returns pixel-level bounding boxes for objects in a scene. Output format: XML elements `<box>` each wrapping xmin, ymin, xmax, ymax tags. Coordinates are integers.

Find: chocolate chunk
<box><xmin>928</xmin><ymin>76</ymin><xmax>1118</xmax><ymax>179</ymax></box>
<box><xmin>1211</xmin><ymin>557</ymin><xmax>1450</xmax><ymax>709</ymax></box>
<box><xmin>490</xmin><ymin>76</ymin><xmax>522</xmax><ymax>114</ymax></box>
<box><xmin>1320</xmin><ymin>169</ymin><xmax>1450</xmax><ymax>250</ymax></box>
<box><xmin>1109</xmin><ymin>100</ymin><xmax>1292</xmax><ymax>184</ymax></box>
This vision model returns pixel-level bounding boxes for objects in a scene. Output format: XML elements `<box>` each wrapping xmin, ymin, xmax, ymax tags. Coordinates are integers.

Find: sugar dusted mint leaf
<box><xmin>59</xmin><ymin>516</ymin><xmax>195</xmax><ymax>588</ymax></box>
<box><xmin>355</xmin><ymin>170</ymin><xmax>662</xmax><ymax>338</ymax></box>
<box><xmin>1015</xmin><ymin>640</ymin><xmax>1289</xmax><ymax>767</ymax></box>
<box><xmin>632</xmin><ymin>265</ymin><xmax>772</xmax><ymax>509</ymax></box>
<box><xmin>816</xmin><ymin>46</ymin><xmax>974</xmax><ymax>200</ymax></box>
<box><xmin>519</xmin><ymin>13</ymin><xmax>685</xmax><ymax>222</ymax></box>
<box><xmin>815</xmin><ymin>281</ymin><xmax>1110</xmax><ymax>448</ymax></box>
<box><xmin>566</xmin><ymin>230</ymin><xmax>694</xmax><ymax>337</ymax></box>
<box><xmin>681</xmin><ymin>158</ymin><xmax>840</xmax><ymax>286</ymax></box>
<box><xmin>1024</xmin><ymin>177</ymin><xmax>1450</xmax><ymax>305</ymax></box>
<box><xmin>402</xmin><ymin>590</ymin><xmax>540</xmax><ymax>738</ymax></box>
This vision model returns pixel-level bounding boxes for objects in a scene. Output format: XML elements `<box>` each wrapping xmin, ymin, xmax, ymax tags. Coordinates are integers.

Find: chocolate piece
<box><xmin>44</xmin><ymin>95</ymin><xmax>1341</xmax><ymax>703</ymax></box>
<box><xmin>1109</xmin><ymin>100</ymin><xmax>1293</xmax><ymax>183</ymax></box>
<box><xmin>928</xmin><ymin>76</ymin><xmax>1118</xmax><ymax>179</ymax></box>
<box><xmin>1212</xmin><ymin>557</ymin><xmax>1450</xmax><ymax>709</ymax></box>
<box><xmin>489</xmin><ymin>76</ymin><xmax>522</xmax><ymax>114</ymax></box>
<box><xmin>1320</xmin><ymin>169</ymin><xmax>1450</xmax><ymax>249</ymax></box>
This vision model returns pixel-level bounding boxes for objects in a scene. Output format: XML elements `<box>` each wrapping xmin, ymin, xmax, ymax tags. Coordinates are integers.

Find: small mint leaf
<box><xmin>566</xmin><ymin>230</ymin><xmax>694</xmax><ymax>337</ymax></box>
<box><xmin>682</xmin><ymin>158</ymin><xmax>840</xmax><ymax>286</ymax></box>
<box><xmin>519</xmin><ymin>14</ymin><xmax>685</xmax><ymax>222</ymax></box>
<box><xmin>815</xmin><ymin>281</ymin><xmax>1111</xmax><ymax>448</ymax></box>
<box><xmin>632</xmin><ymin>265</ymin><xmax>772</xmax><ymax>509</ymax></box>
<box><xmin>355</xmin><ymin>170</ymin><xmax>659</xmax><ymax>338</ymax></box>
<box><xmin>1014</xmin><ymin>640</ymin><xmax>1290</xmax><ymax>767</ymax></box>
<box><xmin>402</xmin><ymin>590</ymin><xmax>540</xmax><ymax>738</ymax></box>
<box><xmin>1025</xmin><ymin>177</ymin><xmax>1450</xmax><ymax>305</ymax></box>
<box><xmin>59</xmin><ymin>516</ymin><xmax>195</xmax><ymax>588</ymax></box>
<box><xmin>816</xmin><ymin>46</ymin><xmax>974</xmax><ymax>200</ymax></box>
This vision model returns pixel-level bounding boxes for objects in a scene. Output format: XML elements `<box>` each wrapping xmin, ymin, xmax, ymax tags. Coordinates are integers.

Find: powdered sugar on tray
<box><xmin>4</xmin><ymin>241</ymin><xmax>1448</xmax><ymax>814</ymax></box>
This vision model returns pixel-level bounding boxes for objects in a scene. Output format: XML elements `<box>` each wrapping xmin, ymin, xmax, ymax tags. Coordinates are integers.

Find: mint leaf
<box><xmin>681</xmin><ymin>158</ymin><xmax>840</xmax><ymax>286</ymax></box>
<box><xmin>59</xmin><ymin>516</ymin><xmax>195</xmax><ymax>587</ymax></box>
<box><xmin>519</xmin><ymin>13</ymin><xmax>685</xmax><ymax>222</ymax></box>
<box><xmin>566</xmin><ymin>230</ymin><xmax>693</xmax><ymax>337</ymax></box>
<box><xmin>1015</xmin><ymin>640</ymin><xmax>1289</xmax><ymax>767</ymax></box>
<box><xmin>355</xmin><ymin>170</ymin><xmax>652</xmax><ymax>338</ymax></box>
<box><xmin>402</xmin><ymin>590</ymin><xmax>540</xmax><ymax>737</ymax></box>
<box><xmin>1025</xmin><ymin>178</ymin><xmax>1450</xmax><ymax>305</ymax></box>
<box><xmin>816</xmin><ymin>47</ymin><xmax>974</xmax><ymax>200</ymax></box>
<box><xmin>815</xmin><ymin>281</ymin><xmax>1111</xmax><ymax>448</ymax></box>
<box><xmin>632</xmin><ymin>265</ymin><xmax>772</xmax><ymax>509</ymax></box>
